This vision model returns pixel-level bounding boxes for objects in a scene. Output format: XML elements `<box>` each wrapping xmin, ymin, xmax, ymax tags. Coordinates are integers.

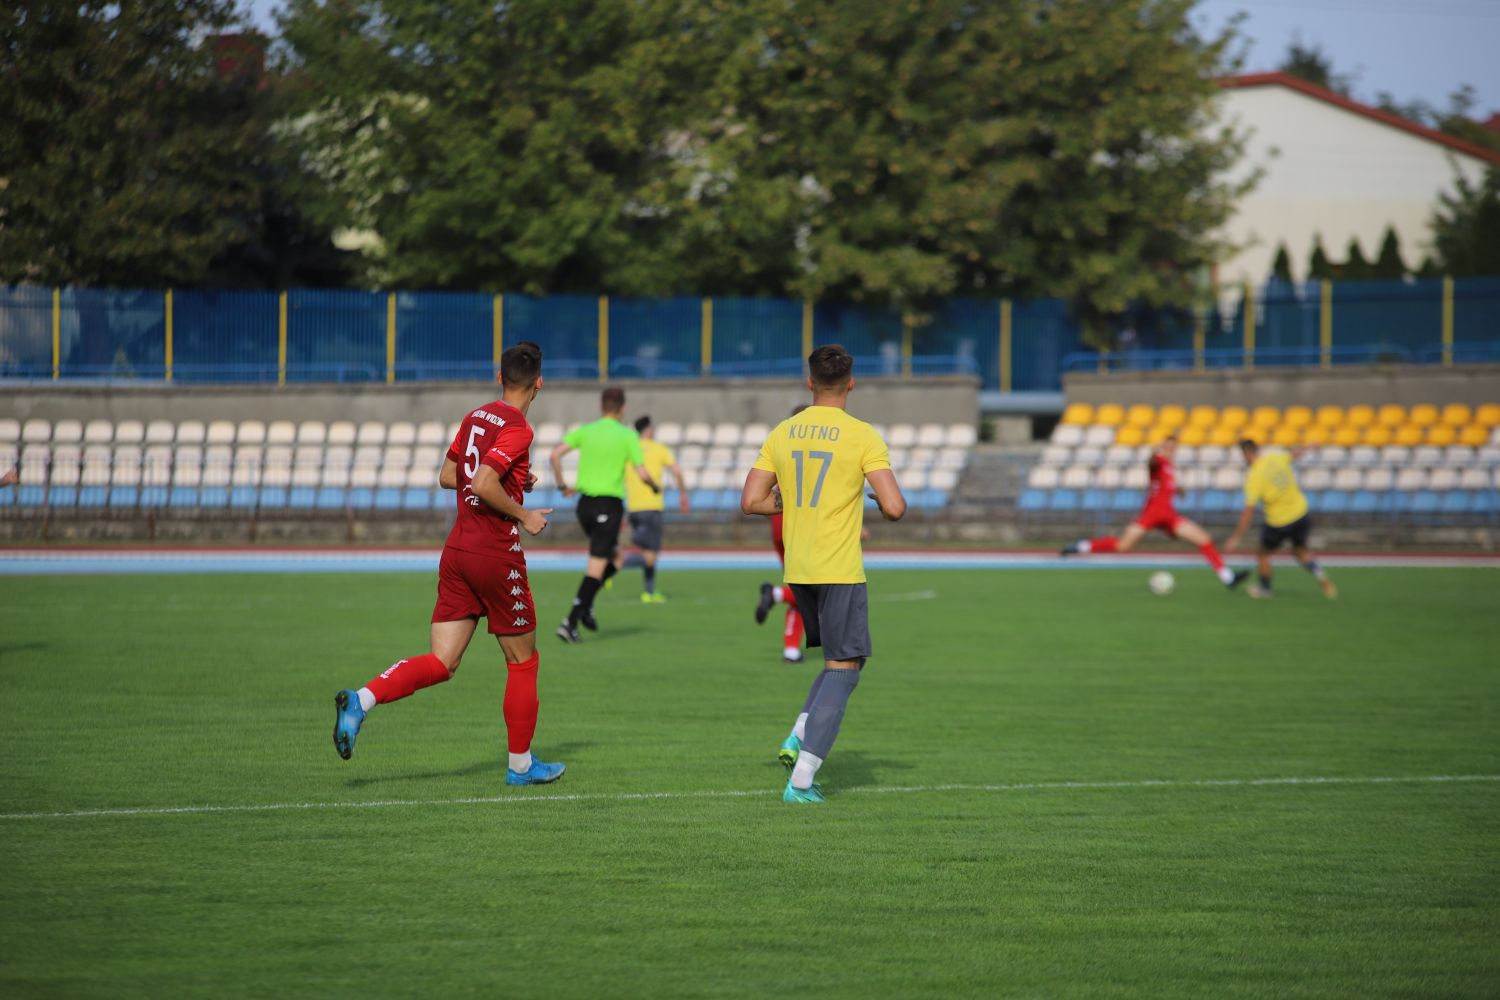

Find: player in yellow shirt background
<box><xmin>740</xmin><ymin>344</ymin><xmax>906</xmax><ymax>804</ymax></box>
<box><xmin>1225</xmin><ymin>439</ymin><xmax>1337</xmax><ymax>600</ymax></box>
<box><xmin>613</xmin><ymin>415</ymin><xmax>690</xmax><ymax>602</ymax></box>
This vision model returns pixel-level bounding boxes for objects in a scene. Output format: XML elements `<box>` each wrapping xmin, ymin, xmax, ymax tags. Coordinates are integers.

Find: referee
<box><xmin>549</xmin><ymin>387</ymin><xmax>658</xmax><ymax>642</ymax></box>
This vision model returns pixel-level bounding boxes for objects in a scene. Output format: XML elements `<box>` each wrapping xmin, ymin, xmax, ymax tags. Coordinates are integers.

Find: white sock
<box><xmin>792</xmin><ymin>712</ymin><xmax>809</xmax><ymax>740</ymax></box>
<box><xmin>1079</xmin><ymin>540</ymin><xmax>1093</xmax><ymax>553</ymax></box>
<box><xmin>357</xmin><ymin>687</ymin><xmax>376</xmax><ymax>712</ymax></box>
<box><xmin>509</xmin><ymin>751</ymin><xmax>532</xmax><ymax>773</ymax></box>
<box><xmin>790</xmin><ymin>750</ymin><xmax>824</xmax><ymax>790</ymax></box>
<box><xmin>1217</xmin><ymin>567</ymin><xmax>1235</xmax><ymax>585</ymax></box>
<box><xmin>772</xmin><ymin>586</ymin><xmax>786</xmax><ymax>603</ymax></box>
<box><xmin>784</xmin><ymin>648</ymin><xmax>803</xmax><ymax>662</ymax></box>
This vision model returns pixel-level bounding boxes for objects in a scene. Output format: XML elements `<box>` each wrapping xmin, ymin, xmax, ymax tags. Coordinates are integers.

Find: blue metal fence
<box><xmin>2</xmin><ymin>278</ymin><xmax>1496</xmax><ymax>389</ymax></box>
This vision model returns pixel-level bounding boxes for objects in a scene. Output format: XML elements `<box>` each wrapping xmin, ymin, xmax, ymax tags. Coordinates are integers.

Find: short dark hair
<box><xmin>601</xmin><ymin>387</ymin><xmax>626</xmax><ymax>412</ymax></box>
<box><xmin>808</xmin><ymin>344</ymin><xmax>854</xmax><ymax>389</ymax></box>
<box><xmin>1239</xmin><ymin>438</ymin><xmax>1260</xmax><ymax>455</ymax></box>
<box><xmin>500</xmin><ymin>341</ymin><xmax>542</xmax><ymax>388</ymax></box>
<box><xmin>634</xmin><ymin>415</ymin><xmax>651</xmax><ymax>433</ymax></box>
<box><xmin>791</xmin><ymin>404</ymin><xmax>809</xmax><ymax>417</ymax></box>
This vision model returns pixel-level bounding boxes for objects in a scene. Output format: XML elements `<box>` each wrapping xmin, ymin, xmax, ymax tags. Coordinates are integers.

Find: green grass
<box><xmin>1</xmin><ymin>566</ymin><xmax>1498</xmax><ymax>998</ymax></box>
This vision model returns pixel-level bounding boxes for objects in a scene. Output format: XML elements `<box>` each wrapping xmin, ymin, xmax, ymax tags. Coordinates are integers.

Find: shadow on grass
<box><xmin>0</xmin><ymin>642</ymin><xmax>49</xmax><ymax>659</ymax></box>
<box><xmin>824</xmin><ymin>750</ymin><xmax>915</xmax><ymax>791</ymax></box>
<box><xmin>343</xmin><ymin>741</ymin><xmax>601</xmax><ymax>788</ymax></box>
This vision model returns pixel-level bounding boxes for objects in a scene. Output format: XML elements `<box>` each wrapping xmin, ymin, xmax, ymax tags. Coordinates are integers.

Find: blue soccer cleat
<box><xmin>778</xmin><ymin>734</ymin><xmax>801</xmax><ymax>770</ymax></box>
<box><xmin>506</xmin><ymin>758</ymin><xmax>567</xmax><ymax>786</ymax></box>
<box><xmin>333</xmin><ymin>689</ymin><xmax>366</xmax><ymax>760</ymax></box>
<box><xmin>782</xmin><ymin>780</ymin><xmax>825</xmax><ymax>803</ymax></box>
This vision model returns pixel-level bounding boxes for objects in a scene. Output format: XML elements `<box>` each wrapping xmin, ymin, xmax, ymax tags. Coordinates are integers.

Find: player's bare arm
<box><xmin>439</xmin><ymin>458</ymin><xmax>459</xmax><ymax>490</ymax></box>
<box><xmin>634</xmin><ymin>463</ymin><xmax>660</xmax><ymax>493</ymax></box>
<box><xmin>671</xmin><ymin>462</ymin><xmax>690</xmax><ymax>512</ymax></box>
<box><xmin>740</xmin><ymin>468</ymin><xmax>782</xmax><ymax>516</ymax></box>
<box><xmin>525</xmin><ymin>470</ymin><xmax>538</xmax><ymax>493</ymax></box>
<box><xmin>1224</xmin><ymin>505</ymin><xmax>1255</xmax><ymax>552</ymax></box>
<box><xmin>472</xmin><ymin>464</ymin><xmax>552</xmax><ymax>535</ymax></box>
<box><xmin>866</xmin><ymin>468</ymin><xmax>907</xmax><ymax>522</ymax></box>
<box><xmin>549</xmin><ymin>442</ymin><xmax>574</xmax><ymax>496</ymax></box>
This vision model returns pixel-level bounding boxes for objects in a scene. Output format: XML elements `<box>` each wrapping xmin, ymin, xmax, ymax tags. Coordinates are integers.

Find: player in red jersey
<box><xmin>332</xmin><ymin>341</ymin><xmax>567</xmax><ymax>785</ymax></box>
<box><xmin>753</xmin><ymin>405</ymin><xmax>807</xmax><ymax>662</ymax></box>
<box><xmin>1061</xmin><ymin>434</ymin><xmax>1248</xmax><ymax>590</ymax></box>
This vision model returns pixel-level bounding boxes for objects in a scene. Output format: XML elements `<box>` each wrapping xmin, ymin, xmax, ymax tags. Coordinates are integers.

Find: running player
<box><xmin>741</xmin><ymin>345</ymin><xmax>906</xmax><ymax>804</ymax></box>
<box><xmin>613</xmin><ymin>415</ymin><xmax>689</xmax><ymax>603</ymax></box>
<box><xmin>549</xmin><ymin>387</ymin><xmax>658</xmax><ymax>642</ymax></box>
<box><xmin>754</xmin><ymin>405</ymin><xmax>808</xmax><ymax>662</ymax></box>
<box><xmin>1061</xmin><ymin>434</ymin><xmax>1248</xmax><ymax>590</ymax></box>
<box><xmin>331</xmin><ymin>341</ymin><xmax>565</xmax><ymax>786</ymax></box>
<box><xmin>1224</xmin><ymin>439</ymin><xmax>1337</xmax><ymax>599</ymax></box>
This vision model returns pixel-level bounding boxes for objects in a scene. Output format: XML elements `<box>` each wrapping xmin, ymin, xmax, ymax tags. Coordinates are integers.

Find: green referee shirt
<box><xmin>565</xmin><ymin>417</ymin><xmax>645</xmax><ymax>499</ymax></box>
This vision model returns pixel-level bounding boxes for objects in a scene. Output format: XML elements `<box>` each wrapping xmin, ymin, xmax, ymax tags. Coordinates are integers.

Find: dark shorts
<box><xmin>432</xmin><ymin>547</ymin><xmax>535</xmax><ymax>636</ymax></box>
<box><xmin>1261</xmin><ymin>514</ymin><xmax>1312</xmax><ymax>551</ymax></box>
<box><xmin>628</xmin><ymin>511</ymin><xmax>664</xmax><ymax>552</ymax></box>
<box><xmin>788</xmin><ymin>583</ymin><xmax>872</xmax><ymax>662</ymax></box>
<box><xmin>576</xmin><ymin>494</ymin><xmax>625</xmax><ymax>559</ymax></box>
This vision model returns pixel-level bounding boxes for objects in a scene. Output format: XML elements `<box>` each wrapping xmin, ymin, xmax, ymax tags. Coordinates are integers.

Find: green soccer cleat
<box><xmin>778</xmin><ymin>734</ymin><xmax>801</xmax><ymax>770</ymax></box>
<box><xmin>782</xmin><ymin>779</ymin><xmax>825</xmax><ymax>804</ymax></box>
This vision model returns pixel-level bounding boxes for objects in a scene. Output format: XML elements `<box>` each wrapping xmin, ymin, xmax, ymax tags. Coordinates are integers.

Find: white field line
<box><xmin>2</xmin><ymin>773</ymin><xmax>1496</xmax><ymax>822</ymax></box>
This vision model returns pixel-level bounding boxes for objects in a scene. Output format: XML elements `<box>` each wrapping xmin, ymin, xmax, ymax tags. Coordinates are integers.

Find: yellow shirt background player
<box><xmin>625</xmin><ymin>437</ymin><xmax>676</xmax><ymax>513</ymax></box>
<box><xmin>1242</xmin><ymin>446</ymin><xmax>1309</xmax><ymax>527</ymax></box>
<box><xmin>1225</xmin><ymin>439</ymin><xmax>1336</xmax><ymax>601</ymax></box>
<box><xmin>751</xmin><ymin>407</ymin><xmax>892</xmax><ymax>584</ymax></box>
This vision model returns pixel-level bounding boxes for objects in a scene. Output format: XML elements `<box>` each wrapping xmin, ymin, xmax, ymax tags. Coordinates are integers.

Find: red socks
<box><xmin>503</xmin><ymin>652</ymin><xmax>540</xmax><ymax>755</ymax></box>
<box><xmin>1090</xmin><ymin>536</ymin><xmax>1119</xmax><ymax>553</ymax></box>
<box><xmin>1197</xmin><ymin>542</ymin><xmax>1227</xmax><ymax>573</ymax></box>
<box><xmin>784</xmin><ymin>607</ymin><xmax>804</xmax><ymax>649</ymax></box>
<box><xmin>366</xmin><ymin>653</ymin><xmax>451</xmax><ymax>704</ymax></box>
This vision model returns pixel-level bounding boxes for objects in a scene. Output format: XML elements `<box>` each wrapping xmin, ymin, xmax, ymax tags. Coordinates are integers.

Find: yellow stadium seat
<box><xmin>1362</xmin><ymin>425</ymin><xmax>1392</xmax><ymax>446</ymax></box>
<box><xmin>1094</xmin><ymin>404</ymin><xmax>1125</xmax><ymax>427</ymax></box>
<box><xmin>1426</xmin><ymin>424</ymin><xmax>1456</xmax><ymax>445</ymax></box>
<box><xmin>1459</xmin><ymin>425</ymin><xmax>1488</xmax><ymax>447</ymax></box>
<box><xmin>1475</xmin><ymin>404</ymin><xmax>1500</xmax><ymax>427</ymax></box>
<box><xmin>1409</xmin><ymin>404</ymin><xmax>1438</xmax><ymax>426</ymax></box>
<box><xmin>1115</xmin><ymin>425</ymin><xmax>1145</xmax><ymax>446</ymax></box>
<box><xmin>1282</xmin><ymin>406</ymin><xmax>1312</xmax><ymax>429</ymax></box>
<box><xmin>1272</xmin><ymin>426</ymin><xmax>1301</xmax><ymax>447</ymax></box>
<box><xmin>1157</xmin><ymin>405</ymin><xmax>1187</xmax><ymax>429</ymax></box>
<box><xmin>1209</xmin><ymin>426</ymin><xmax>1241</xmax><ymax>447</ymax></box>
<box><xmin>1250</xmin><ymin>406</ymin><xmax>1280</xmax><ymax>429</ymax></box>
<box><xmin>1333</xmin><ymin>426</ymin><xmax>1361</xmax><ymax>446</ymax></box>
<box><xmin>1376</xmin><ymin>404</ymin><xmax>1405</xmax><ymax>428</ymax></box>
<box><xmin>1061</xmin><ymin>403</ymin><xmax>1094</xmax><ymax>426</ymax></box>
<box><xmin>1441</xmin><ymin>403</ymin><xmax>1472</xmax><ymax>427</ymax></box>
<box><xmin>1178</xmin><ymin>425</ymin><xmax>1207</xmax><ymax>446</ymax></box>
<box><xmin>1315</xmin><ymin>405</ymin><xmax>1343</xmax><ymax>428</ymax></box>
<box><xmin>1239</xmin><ymin>427</ymin><xmax>1267</xmax><ymax>446</ymax></box>
<box><xmin>1218</xmin><ymin>406</ymin><xmax>1249</xmax><ymax>431</ymax></box>
<box><xmin>1345</xmin><ymin>405</ymin><xmax>1375</xmax><ymax>428</ymax></box>
<box><xmin>1394</xmin><ymin>425</ymin><xmax>1424</xmax><ymax>446</ymax></box>
<box><xmin>1145</xmin><ymin>425</ymin><xmax>1177</xmax><ymax>445</ymax></box>
<box><xmin>1125</xmin><ymin>404</ymin><xmax>1155</xmax><ymax>428</ymax></box>
<box><xmin>1302</xmin><ymin>426</ymin><xmax>1330</xmax><ymax>446</ymax></box>
<box><xmin>1188</xmin><ymin>406</ymin><xmax>1217</xmax><ymax>428</ymax></box>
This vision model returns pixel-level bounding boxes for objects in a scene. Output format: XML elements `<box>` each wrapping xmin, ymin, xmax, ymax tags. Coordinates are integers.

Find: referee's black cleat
<box><xmin>1228</xmin><ymin>569</ymin><xmax>1251</xmax><ymax>589</ymax></box>
<box><xmin>579</xmin><ymin>610</ymin><xmax>598</xmax><ymax>632</ymax></box>
<box><xmin>755</xmin><ymin>582</ymin><xmax>775</xmax><ymax>624</ymax></box>
<box><xmin>556</xmin><ymin>621</ymin><xmax>581</xmax><ymax>644</ymax></box>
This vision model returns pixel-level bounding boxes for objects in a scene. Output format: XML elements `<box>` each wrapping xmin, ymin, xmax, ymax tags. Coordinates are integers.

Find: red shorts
<box><xmin>432</xmin><ymin>547</ymin><xmax>536</xmax><ymax>636</ymax></box>
<box><xmin>1134</xmin><ymin>506</ymin><xmax>1183</xmax><ymax>537</ymax></box>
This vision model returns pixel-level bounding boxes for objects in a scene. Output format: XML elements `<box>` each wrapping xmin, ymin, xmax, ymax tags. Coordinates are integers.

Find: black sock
<box><xmin>601</xmin><ymin>561</ymin><xmax>618</xmax><ymax>584</ymax></box>
<box><xmin>1258</xmin><ymin>573</ymin><xmax>1272</xmax><ymax>590</ymax></box>
<box><xmin>570</xmin><ymin>576</ymin><xmax>603</xmax><ymax>625</ymax></box>
<box><xmin>643</xmin><ymin>564</ymin><xmax>656</xmax><ymax>594</ymax></box>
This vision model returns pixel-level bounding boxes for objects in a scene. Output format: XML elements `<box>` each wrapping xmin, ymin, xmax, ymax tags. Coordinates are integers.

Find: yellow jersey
<box><xmin>625</xmin><ymin>438</ymin><xmax>676</xmax><ymax>512</ymax></box>
<box><xmin>1244</xmin><ymin>448</ymin><xmax>1309</xmax><ymax>527</ymax></box>
<box><xmin>752</xmin><ymin>405</ymin><xmax>891</xmax><ymax>584</ymax></box>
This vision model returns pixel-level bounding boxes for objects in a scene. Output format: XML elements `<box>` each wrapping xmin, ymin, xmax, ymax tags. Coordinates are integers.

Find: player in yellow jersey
<box><xmin>614</xmin><ymin>415</ymin><xmax>689</xmax><ymax>602</ymax></box>
<box><xmin>740</xmin><ymin>345</ymin><xmax>906</xmax><ymax>804</ymax></box>
<box><xmin>1224</xmin><ymin>439</ymin><xmax>1336</xmax><ymax>599</ymax></box>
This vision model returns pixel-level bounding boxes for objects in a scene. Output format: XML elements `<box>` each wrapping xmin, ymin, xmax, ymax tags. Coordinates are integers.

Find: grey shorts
<box><xmin>628</xmin><ymin>511</ymin><xmax>664</xmax><ymax>552</ymax></box>
<box><xmin>788</xmin><ymin>583</ymin><xmax>871</xmax><ymax>662</ymax></box>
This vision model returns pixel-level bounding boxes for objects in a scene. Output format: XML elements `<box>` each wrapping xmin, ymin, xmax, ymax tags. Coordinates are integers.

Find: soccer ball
<box><xmin>1148</xmin><ymin>571</ymin><xmax>1175</xmax><ymax>596</ymax></box>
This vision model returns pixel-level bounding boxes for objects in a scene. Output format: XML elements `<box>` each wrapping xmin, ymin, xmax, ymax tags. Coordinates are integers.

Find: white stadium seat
<box><xmin>387</xmin><ymin>422</ymin><xmax>416</xmax><ymax>447</ymax></box>
<box><xmin>0</xmin><ymin>419</ymin><xmax>19</xmax><ymax>443</ymax></box>
<box><xmin>654</xmin><ymin>422</ymin><xmax>683</xmax><ymax>446</ymax></box>
<box><xmin>1196</xmin><ymin>445</ymin><xmax>1227</xmax><ymax>467</ymax></box>
<box><xmin>1442</xmin><ymin>446</ymin><xmax>1475</xmax><ymax>466</ymax></box>
<box><xmin>1332</xmin><ymin>468</ymin><xmax>1363</xmax><ymax>491</ymax></box>
<box><xmin>1411</xmin><ymin>446</ymin><xmax>1442</xmax><ymax>466</ymax></box>
<box><xmin>22</xmin><ymin>419</ymin><xmax>51</xmax><ymax>443</ymax></box>
<box><xmin>141</xmin><ymin>446</ymin><xmax>173</xmax><ymax>486</ymax></box>
<box><xmin>1180</xmin><ymin>467</ymin><xmax>1211</xmax><ymax>491</ymax></box>
<box><xmin>1362</xmin><ymin>468</ymin><xmax>1393</xmax><ymax>491</ymax></box>
<box><xmin>704</xmin><ymin>447</ymin><xmax>735</xmax><ymax>469</ymax></box>
<box><xmin>1095</xmin><ymin>466</ymin><xmax>1123</xmax><ymax>488</ymax></box>
<box><xmin>1212</xmin><ymin>467</ymin><xmax>1242</xmax><ymax>490</ymax></box>
<box><xmin>416</xmin><ymin>422</ymin><xmax>447</xmax><ymax>446</ymax></box>
<box><xmin>1394</xmin><ymin>468</ymin><xmax>1427</xmax><ymax>491</ymax></box>
<box><xmin>1050</xmin><ymin>424</ymin><xmax>1084</xmax><ymax>447</ymax></box>
<box><xmin>356</xmin><ymin>421</ymin><xmax>386</xmax><ymax>446</ymax></box>
<box><xmin>206</xmin><ymin>421</ymin><xmax>236</xmax><ymax>445</ymax></box>
<box><xmin>1301</xmin><ymin>467</ymin><xmax>1333</xmax><ymax>491</ymax></box>
<box><xmin>378</xmin><ymin>465</ymin><xmax>407</xmax><ymax>488</ymax></box>
<box><xmin>904</xmin><ymin>468</ymin><xmax>930</xmax><ymax>491</ymax></box>
<box><xmin>1102</xmin><ymin>445</ymin><xmax>1135</xmax><ymax>465</ymax></box>
<box><xmin>412</xmin><ymin>446</ymin><xmax>444</xmax><ymax>470</ymax></box>
<box><xmin>698</xmin><ymin>467</ymin><xmax>730</xmax><ymax>490</ymax></box>
<box><xmin>735</xmin><ymin>447</ymin><xmax>759</xmax><ymax>469</ymax></box>
<box><xmin>742</xmin><ymin>422</ymin><xmax>771</xmax><ymax>443</ymax></box>
<box><xmin>946</xmin><ymin>424</ymin><xmax>978</xmax><ymax>448</ymax></box>
<box><xmin>238</xmin><ymin>420</ymin><xmax>268</xmax><ymax>445</ymax></box>
<box><xmin>352</xmin><ymin>446</ymin><xmax>382</xmax><ymax>469</ymax></box>
<box><xmin>1348</xmin><ymin>446</ymin><xmax>1378</xmax><ymax>466</ymax></box>
<box><xmin>51</xmin><ymin>419</ymin><xmax>83</xmax><ymax>444</ymax></box>
<box><xmin>683</xmin><ymin>422</ymin><xmax>713</xmax><ymax>446</ymax></box>
<box><xmin>83</xmin><ymin>420</ymin><xmax>114</xmax><ymax>445</ymax></box>
<box><xmin>929</xmin><ymin>468</ymin><xmax>960</xmax><ymax>491</ymax></box>
<box><xmin>383</xmin><ymin>446</ymin><xmax>412</xmax><ymax>472</ymax></box>
<box><xmin>908</xmin><ymin>447</ymin><xmax>937</xmax><ymax>469</ymax></box>
<box><xmin>1428</xmin><ymin>468</ymin><xmax>1458</xmax><ymax>490</ymax></box>
<box><xmin>937</xmin><ymin>448</ymin><xmax>968</xmax><ymax>470</ymax></box>
<box><xmin>1379</xmin><ymin>446</ymin><xmax>1410</xmax><ymax>466</ymax></box>
<box><xmin>889</xmin><ymin>424</ymin><xmax>917</xmax><ymax>448</ymax></box>
<box><xmin>1040</xmin><ymin>445</ymin><xmax>1071</xmax><ymax>466</ymax></box>
<box><xmin>1060</xmin><ymin>465</ymin><xmax>1093</xmax><ymax>488</ymax></box>
<box><xmin>1082</xmin><ymin>425</ymin><xmax>1115</xmax><ymax>447</ymax></box>
<box><xmin>1123</xmin><ymin>465</ymin><xmax>1149</xmax><ymax>489</ymax></box>
<box><xmin>1026</xmin><ymin>466</ymin><xmax>1059</xmax><ymax>489</ymax></box>
<box><xmin>49</xmin><ymin>445</ymin><xmax>82</xmax><ymax>486</ymax></box>
<box><xmin>112</xmin><ymin>447</ymin><xmax>142</xmax><ymax>487</ymax></box>
<box><xmin>1073</xmin><ymin>445</ymin><xmax>1103</xmax><ymax>467</ymax></box>
<box><xmin>327</xmin><ymin>421</ymin><xmax>357</xmax><ymax>446</ymax></box>
<box><xmin>176</xmin><ymin>421</ymin><xmax>206</xmax><ymax>445</ymax></box>
<box><xmin>265</xmin><ymin>421</ymin><xmax>295</xmax><ymax>445</ymax></box>
<box><xmin>711</xmin><ymin>424</ymin><xmax>740</xmax><ymax>447</ymax></box>
<box><xmin>916</xmin><ymin>423</ymin><xmax>946</xmax><ymax>448</ymax></box>
<box><xmin>297</xmin><ymin>421</ymin><xmax>327</xmax><ymax>445</ymax></box>
<box><xmin>1459</xmin><ymin>468</ymin><xmax>1490</xmax><ymax>489</ymax></box>
<box><xmin>19</xmin><ymin>444</ymin><xmax>50</xmax><ymax>484</ymax></box>
<box><xmin>677</xmin><ymin>445</ymin><xmax>705</xmax><ymax>469</ymax></box>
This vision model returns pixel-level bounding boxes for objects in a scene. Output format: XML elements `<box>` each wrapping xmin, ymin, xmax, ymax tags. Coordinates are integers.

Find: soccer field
<box><xmin>2</xmin><ymin>566</ymin><xmax>1497</xmax><ymax>998</ymax></box>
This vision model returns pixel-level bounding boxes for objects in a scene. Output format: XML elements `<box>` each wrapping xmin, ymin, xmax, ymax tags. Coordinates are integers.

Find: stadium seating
<box><xmin>1</xmin><ymin>418</ymin><xmax>976</xmax><ymax>514</ymax></box>
<box><xmin>1026</xmin><ymin>402</ymin><xmax>1500</xmax><ymax>524</ymax></box>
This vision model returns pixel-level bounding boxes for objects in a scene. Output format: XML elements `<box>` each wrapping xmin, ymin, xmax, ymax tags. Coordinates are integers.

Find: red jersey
<box><xmin>1144</xmin><ymin>451</ymin><xmax>1178</xmax><ymax>511</ymax></box>
<box><xmin>443</xmin><ymin>399</ymin><xmax>533</xmax><ymax>556</ymax></box>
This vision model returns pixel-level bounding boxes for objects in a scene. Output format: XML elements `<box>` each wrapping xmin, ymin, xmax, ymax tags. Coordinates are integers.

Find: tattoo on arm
<box><xmin>772</xmin><ymin>491</ymin><xmax>782</xmax><ymax>511</ymax></box>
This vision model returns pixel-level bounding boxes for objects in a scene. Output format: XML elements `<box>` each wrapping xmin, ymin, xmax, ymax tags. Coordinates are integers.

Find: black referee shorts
<box><xmin>1260</xmin><ymin>514</ymin><xmax>1312</xmax><ymax>551</ymax></box>
<box><xmin>576</xmin><ymin>495</ymin><xmax>625</xmax><ymax>559</ymax></box>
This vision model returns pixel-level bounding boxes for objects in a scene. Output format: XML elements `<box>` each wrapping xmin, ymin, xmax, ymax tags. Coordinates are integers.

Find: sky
<box><xmin>243</xmin><ymin>0</ymin><xmax>1500</xmax><ymax>116</ymax></box>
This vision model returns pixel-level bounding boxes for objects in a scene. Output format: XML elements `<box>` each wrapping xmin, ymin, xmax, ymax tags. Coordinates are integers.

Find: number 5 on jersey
<box><xmin>791</xmin><ymin>450</ymin><xmax>833</xmax><ymax>507</ymax></box>
<box><xmin>464</xmin><ymin>425</ymin><xmax>486</xmax><ymax>478</ymax></box>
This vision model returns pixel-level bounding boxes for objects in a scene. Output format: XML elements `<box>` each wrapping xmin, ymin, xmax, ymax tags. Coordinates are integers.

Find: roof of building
<box><xmin>1220</xmin><ymin>72</ymin><xmax>1500</xmax><ymax>168</ymax></box>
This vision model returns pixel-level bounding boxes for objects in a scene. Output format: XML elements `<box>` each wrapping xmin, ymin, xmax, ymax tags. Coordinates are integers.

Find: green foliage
<box><xmin>1341</xmin><ymin>237</ymin><xmax>1373</xmax><ymax>281</ymax></box>
<box><xmin>1270</xmin><ymin>242</ymin><xmax>1294</xmax><ymax>284</ymax></box>
<box><xmin>1430</xmin><ymin>167</ymin><xmax>1500</xmax><ymax>277</ymax></box>
<box><xmin>1372</xmin><ymin>226</ymin><xmax>1406</xmax><ymax>280</ymax></box>
<box><xmin>1307</xmin><ymin>234</ymin><xmax>1333</xmax><ymax>281</ymax></box>
<box><xmin>1278</xmin><ymin>40</ymin><xmax>1353</xmax><ymax>95</ymax></box>
<box><xmin>0</xmin><ymin>1</ymin><xmax>267</xmax><ymax>286</ymax></box>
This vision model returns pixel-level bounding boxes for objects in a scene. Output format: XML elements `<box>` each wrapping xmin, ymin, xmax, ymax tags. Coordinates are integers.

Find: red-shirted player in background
<box><xmin>754</xmin><ymin>406</ymin><xmax>808</xmax><ymax>662</ymax></box>
<box><xmin>333</xmin><ymin>341</ymin><xmax>567</xmax><ymax>785</ymax></box>
<box><xmin>1061</xmin><ymin>434</ymin><xmax>1248</xmax><ymax>590</ymax></box>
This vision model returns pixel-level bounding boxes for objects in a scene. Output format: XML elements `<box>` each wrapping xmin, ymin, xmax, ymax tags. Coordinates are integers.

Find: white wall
<box><xmin>1215</xmin><ymin>86</ymin><xmax>1489</xmax><ymax>288</ymax></box>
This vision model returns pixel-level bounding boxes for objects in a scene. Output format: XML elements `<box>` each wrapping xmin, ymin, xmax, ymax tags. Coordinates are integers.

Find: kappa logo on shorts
<box><xmin>511</xmin><ymin>601</ymin><xmax>527</xmax><ymax>611</ymax></box>
<box><xmin>509</xmin><ymin>524</ymin><xmax>519</xmax><ymax>535</ymax></box>
<box><xmin>509</xmin><ymin>542</ymin><xmax>523</xmax><ymax>552</ymax></box>
<box><xmin>512</xmin><ymin>617</ymin><xmax>529</xmax><ymax>627</ymax></box>
<box><xmin>510</xmin><ymin>586</ymin><xmax>524</xmax><ymax>596</ymax></box>
<box><xmin>507</xmin><ymin>569</ymin><xmax>522</xmax><ymax>580</ymax></box>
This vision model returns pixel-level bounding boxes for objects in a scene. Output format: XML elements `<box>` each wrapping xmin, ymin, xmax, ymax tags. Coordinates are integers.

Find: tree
<box><xmin>1342</xmin><ymin>237</ymin><xmax>1373</xmax><ymax>281</ymax></box>
<box><xmin>1278</xmin><ymin>40</ymin><xmax>1353</xmax><ymax>96</ymax></box>
<box><xmin>1308</xmin><ymin>235</ymin><xmax>1333</xmax><ymax>281</ymax></box>
<box><xmin>1429</xmin><ymin>166</ymin><xmax>1500</xmax><ymax>277</ymax></box>
<box><xmin>1372</xmin><ymin>226</ymin><xmax>1406</xmax><ymax>280</ymax></box>
<box><xmin>1270</xmin><ymin>243</ymin><xmax>1295</xmax><ymax>284</ymax></box>
<box><xmin>0</xmin><ymin>2</ymin><xmax>267</xmax><ymax>286</ymax></box>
